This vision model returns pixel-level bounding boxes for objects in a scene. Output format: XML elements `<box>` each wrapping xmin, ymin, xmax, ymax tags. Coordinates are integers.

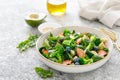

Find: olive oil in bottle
<box><xmin>47</xmin><ymin>0</ymin><xmax>66</xmax><ymax>16</ymax></box>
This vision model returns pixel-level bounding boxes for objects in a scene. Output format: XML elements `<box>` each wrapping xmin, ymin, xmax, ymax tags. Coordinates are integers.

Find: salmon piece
<box><xmin>76</xmin><ymin>38</ymin><xmax>81</xmax><ymax>44</ymax></box>
<box><xmin>98</xmin><ymin>50</ymin><xmax>107</xmax><ymax>57</ymax></box>
<box><xmin>43</xmin><ymin>50</ymin><xmax>49</xmax><ymax>55</ymax></box>
<box><xmin>76</xmin><ymin>48</ymin><xmax>85</xmax><ymax>58</ymax></box>
<box><xmin>62</xmin><ymin>60</ymin><xmax>72</xmax><ymax>65</ymax></box>
<box><xmin>59</xmin><ymin>32</ymin><xmax>64</xmax><ymax>37</ymax></box>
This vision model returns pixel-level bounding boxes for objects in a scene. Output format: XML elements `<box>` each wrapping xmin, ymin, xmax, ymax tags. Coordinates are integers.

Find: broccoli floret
<box><xmin>63</xmin><ymin>29</ymin><xmax>71</xmax><ymax>36</ymax></box>
<box><xmin>84</xmin><ymin>42</ymin><xmax>94</xmax><ymax>52</ymax></box>
<box><xmin>62</xmin><ymin>40</ymin><xmax>76</xmax><ymax>49</ymax></box>
<box><xmin>94</xmin><ymin>38</ymin><xmax>101</xmax><ymax>46</ymax></box>
<box><xmin>49</xmin><ymin>43</ymin><xmax>64</xmax><ymax>63</ymax></box>
<box><xmin>80</xmin><ymin>38</ymin><xmax>90</xmax><ymax>48</ymax></box>
<box><xmin>79</xmin><ymin>57</ymin><xmax>93</xmax><ymax>65</ymax></box>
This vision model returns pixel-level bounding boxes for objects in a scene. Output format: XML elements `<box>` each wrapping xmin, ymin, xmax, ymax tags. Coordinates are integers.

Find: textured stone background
<box><xmin>0</xmin><ymin>0</ymin><xmax>120</xmax><ymax>80</ymax></box>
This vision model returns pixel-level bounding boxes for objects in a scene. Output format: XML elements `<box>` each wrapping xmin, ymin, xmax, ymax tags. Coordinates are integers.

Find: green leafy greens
<box><xmin>17</xmin><ymin>34</ymin><xmax>38</xmax><ymax>52</ymax></box>
<box><xmin>35</xmin><ymin>67</ymin><xmax>53</xmax><ymax>78</ymax></box>
<box><xmin>39</xmin><ymin>29</ymin><xmax>109</xmax><ymax>65</ymax></box>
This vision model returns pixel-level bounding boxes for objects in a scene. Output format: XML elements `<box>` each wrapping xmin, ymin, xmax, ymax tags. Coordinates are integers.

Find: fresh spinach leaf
<box><xmin>35</xmin><ymin>67</ymin><xmax>53</xmax><ymax>78</ymax></box>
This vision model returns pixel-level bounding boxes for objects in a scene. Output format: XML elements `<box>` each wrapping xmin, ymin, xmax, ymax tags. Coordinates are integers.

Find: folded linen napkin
<box><xmin>79</xmin><ymin>0</ymin><xmax>120</xmax><ymax>28</ymax></box>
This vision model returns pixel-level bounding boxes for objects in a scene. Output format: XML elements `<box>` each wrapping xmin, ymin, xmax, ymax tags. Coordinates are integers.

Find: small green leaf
<box><xmin>92</xmin><ymin>55</ymin><xmax>103</xmax><ymax>62</ymax></box>
<box><xmin>35</xmin><ymin>67</ymin><xmax>53</xmax><ymax>78</ymax></box>
<box><xmin>43</xmin><ymin>39</ymin><xmax>50</xmax><ymax>48</ymax></box>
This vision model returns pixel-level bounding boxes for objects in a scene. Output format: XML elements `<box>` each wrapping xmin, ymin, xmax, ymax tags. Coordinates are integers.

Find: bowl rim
<box><xmin>36</xmin><ymin>26</ymin><xmax>113</xmax><ymax>67</ymax></box>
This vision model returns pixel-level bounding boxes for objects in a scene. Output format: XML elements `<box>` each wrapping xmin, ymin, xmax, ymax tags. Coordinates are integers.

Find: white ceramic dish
<box><xmin>38</xmin><ymin>22</ymin><xmax>62</xmax><ymax>34</ymax></box>
<box><xmin>36</xmin><ymin>26</ymin><xmax>113</xmax><ymax>73</ymax></box>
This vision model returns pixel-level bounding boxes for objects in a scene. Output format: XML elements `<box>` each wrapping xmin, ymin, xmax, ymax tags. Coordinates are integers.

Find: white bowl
<box><xmin>38</xmin><ymin>22</ymin><xmax>62</xmax><ymax>34</ymax></box>
<box><xmin>36</xmin><ymin>26</ymin><xmax>113</xmax><ymax>73</ymax></box>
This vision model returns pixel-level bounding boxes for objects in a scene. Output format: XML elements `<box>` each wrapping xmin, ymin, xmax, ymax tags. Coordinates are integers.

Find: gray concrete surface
<box><xmin>0</xmin><ymin>0</ymin><xmax>120</xmax><ymax>80</ymax></box>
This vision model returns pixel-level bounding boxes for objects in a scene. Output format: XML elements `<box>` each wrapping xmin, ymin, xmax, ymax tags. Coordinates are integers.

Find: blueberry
<box><xmin>94</xmin><ymin>46</ymin><xmax>99</xmax><ymax>51</ymax></box>
<box><xmin>74</xmin><ymin>57</ymin><xmax>79</xmax><ymax>62</ymax></box>
<box><xmin>75</xmin><ymin>62</ymin><xmax>80</xmax><ymax>65</ymax></box>
<box><xmin>66</xmin><ymin>47</ymin><xmax>71</xmax><ymax>52</ymax></box>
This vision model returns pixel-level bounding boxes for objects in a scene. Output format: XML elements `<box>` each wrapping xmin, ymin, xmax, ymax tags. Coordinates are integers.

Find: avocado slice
<box><xmin>25</xmin><ymin>12</ymin><xmax>47</xmax><ymax>27</ymax></box>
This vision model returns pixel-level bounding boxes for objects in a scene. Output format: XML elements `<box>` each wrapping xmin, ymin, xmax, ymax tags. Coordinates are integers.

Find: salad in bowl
<box><xmin>36</xmin><ymin>26</ymin><xmax>113</xmax><ymax>73</ymax></box>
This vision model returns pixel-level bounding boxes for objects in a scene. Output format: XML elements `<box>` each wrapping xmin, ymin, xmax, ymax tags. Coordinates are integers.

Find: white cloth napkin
<box><xmin>79</xmin><ymin>0</ymin><xmax>120</xmax><ymax>28</ymax></box>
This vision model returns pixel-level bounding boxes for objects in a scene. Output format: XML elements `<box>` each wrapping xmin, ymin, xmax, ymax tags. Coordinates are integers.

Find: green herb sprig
<box><xmin>35</xmin><ymin>67</ymin><xmax>53</xmax><ymax>78</ymax></box>
<box><xmin>17</xmin><ymin>34</ymin><xmax>38</xmax><ymax>52</ymax></box>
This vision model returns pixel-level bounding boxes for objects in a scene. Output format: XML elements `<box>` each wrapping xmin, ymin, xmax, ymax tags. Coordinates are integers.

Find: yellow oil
<box><xmin>47</xmin><ymin>1</ymin><xmax>66</xmax><ymax>16</ymax></box>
